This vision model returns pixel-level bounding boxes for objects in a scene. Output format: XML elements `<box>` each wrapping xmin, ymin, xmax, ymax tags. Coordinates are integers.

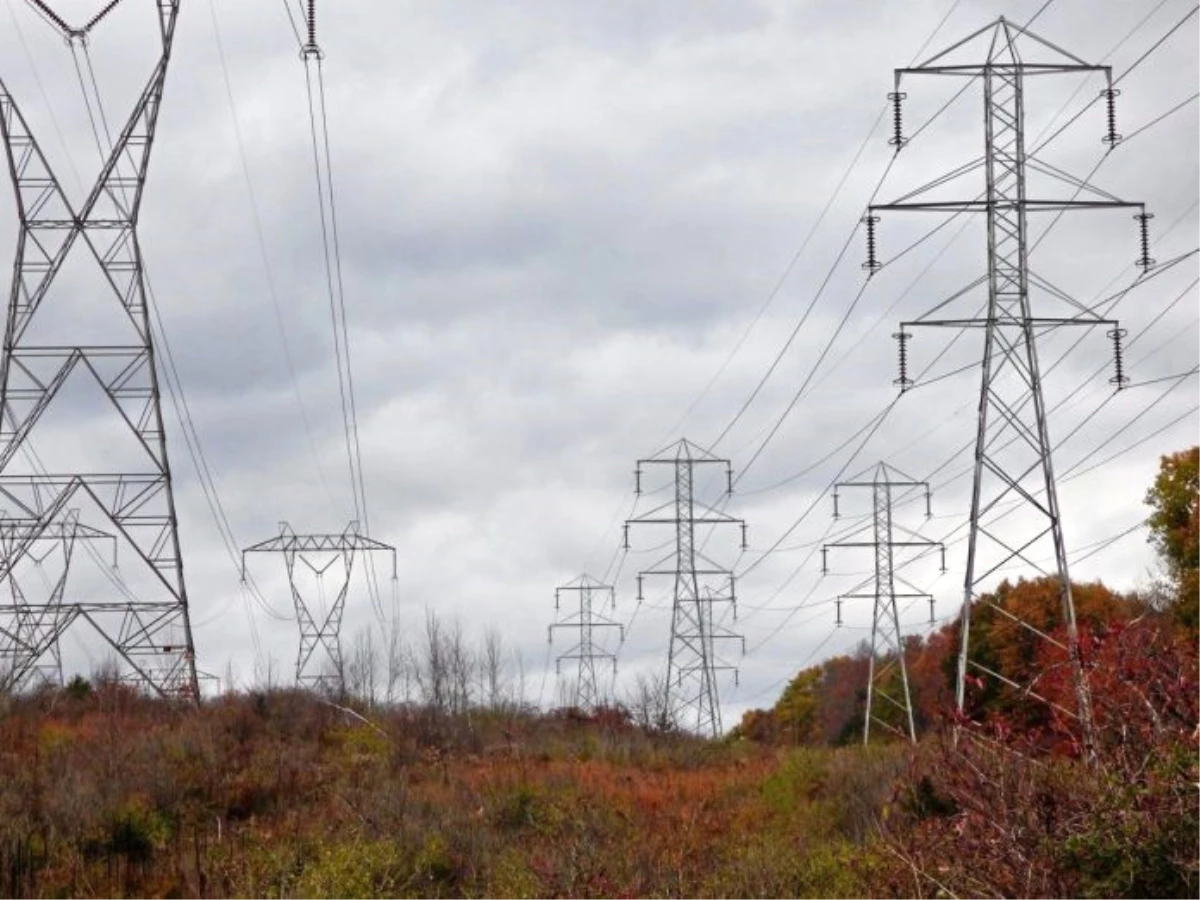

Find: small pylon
<box><xmin>823</xmin><ymin>463</ymin><xmax>945</xmax><ymax>743</ymax></box>
<box><xmin>625</xmin><ymin>439</ymin><xmax>747</xmax><ymax>737</ymax></box>
<box><xmin>241</xmin><ymin>522</ymin><xmax>396</xmax><ymax>694</ymax></box>
<box><xmin>549</xmin><ymin>574</ymin><xmax>623</xmax><ymax>711</ymax></box>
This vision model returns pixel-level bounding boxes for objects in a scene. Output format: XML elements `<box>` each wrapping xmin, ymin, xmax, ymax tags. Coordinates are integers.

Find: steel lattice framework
<box><xmin>870</xmin><ymin>18</ymin><xmax>1152</xmax><ymax>759</ymax></box>
<box><xmin>241</xmin><ymin>522</ymin><xmax>396</xmax><ymax>693</ymax></box>
<box><xmin>0</xmin><ymin>1</ymin><xmax>200</xmax><ymax>697</ymax></box>
<box><xmin>823</xmin><ymin>462</ymin><xmax>945</xmax><ymax>744</ymax></box>
<box><xmin>625</xmin><ymin>439</ymin><xmax>746</xmax><ymax>737</ymax></box>
<box><xmin>549</xmin><ymin>573</ymin><xmax>623</xmax><ymax>711</ymax></box>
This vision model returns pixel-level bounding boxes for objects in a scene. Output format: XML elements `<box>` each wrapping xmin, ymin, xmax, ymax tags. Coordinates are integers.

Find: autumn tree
<box><xmin>1145</xmin><ymin>446</ymin><xmax>1199</xmax><ymax>637</ymax></box>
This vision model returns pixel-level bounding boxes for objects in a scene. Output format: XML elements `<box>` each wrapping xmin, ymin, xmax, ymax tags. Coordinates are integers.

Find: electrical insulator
<box><xmin>893</xmin><ymin>330</ymin><xmax>913</xmax><ymax>392</ymax></box>
<box><xmin>302</xmin><ymin>0</ymin><xmax>323</xmax><ymax>59</ymax></box>
<box><xmin>835</xmin><ymin>598</ymin><xmax>843</xmax><ymax>627</ymax></box>
<box><xmin>1107</xmin><ymin>327</ymin><xmax>1129</xmax><ymax>389</ymax></box>
<box><xmin>1134</xmin><ymin>212</ymin><xmax>1155</xmax><ymax>271</ymax></box>
<box><xmin>862</xmin><ymin>214</ymin><xmax>882</xmax><ymax>274</ymax></box>
<box><xmin>1100</xmin><ymin>88</ymin><xmax>1122</xmax><ymax>146</ymax></box>
<box><xmin>887</xmin><ymin>92</ymin><xmax>908</xmax><ymax>148</ymax></box>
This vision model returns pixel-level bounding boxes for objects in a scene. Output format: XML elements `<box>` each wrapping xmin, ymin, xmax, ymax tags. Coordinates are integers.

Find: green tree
<box><xmin>1145</xmin><ymin>447</ymin><xmax>1199</xmax><ymax>636</ymax></box>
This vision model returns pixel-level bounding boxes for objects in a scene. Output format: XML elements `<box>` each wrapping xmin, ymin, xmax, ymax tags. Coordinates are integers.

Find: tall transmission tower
<box><xmin>625</xmin><ymin>439</ymin><xmax>747</xmax><ymax>737</ymax></box>
<box><xmin>549</xmin><ymin>574</ymin><xmax>623</xmax><ymax>711</ymax></box>
<box><xmin>0</xmin><ymin>1</ymin><xmax>200</xmax><ymax>697</ymax></box>
<box><xmin>869</xmin><ymin>18</ymin><xmax>1152</xmax><ymax>757</ymax></box>
<box><xmin>822</xmin><ymin>462</ymin><xmax>945</xmax><ymax>744</ymax></box>
<box><xmin>241</xmin><ymin>522</ymin><xmax>396</xmax><ymax>693</ymax></box>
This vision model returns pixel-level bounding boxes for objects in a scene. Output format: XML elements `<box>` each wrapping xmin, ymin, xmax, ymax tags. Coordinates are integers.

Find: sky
<box><xmin>0</xmin><ymin>0</ymin><xmax>1196</xmax><ymax>726</ymax></box>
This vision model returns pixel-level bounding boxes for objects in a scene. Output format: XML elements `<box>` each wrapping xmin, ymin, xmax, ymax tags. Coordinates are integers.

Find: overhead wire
<box><xmin>715</xmin><ymin>0</ymin><xmax>1195</xmax><ymax>672</ymax></box>
<box><xmin>206</xmin><ymin>0</ymin><xmax>338</xmax><ymax>510</ymax></box>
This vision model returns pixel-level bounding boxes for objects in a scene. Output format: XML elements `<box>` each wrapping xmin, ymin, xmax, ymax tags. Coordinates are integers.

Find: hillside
<box><xmin>0</xmin><ymin>656</ymin><xmax>1195</xmax><ymax>899</ymax></box>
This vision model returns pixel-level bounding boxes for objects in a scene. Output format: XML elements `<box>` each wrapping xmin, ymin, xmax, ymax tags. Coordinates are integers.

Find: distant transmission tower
<box><xmin>549</xmin><ymin>574</ymin><xmax>623</xmax><ymax>711</ymax></box>
<box><xmin>869</xmin><ymin>18</ymin><xmax>1152</xmax><ymax>757</ymax></box>
<box><xmin>625</xmin><ymin>439</ymin><xmax>747</xmax><ymax>737</ymax></box>
<box><xmin>241</xmin><ymin>522</ymin><xmax>396</xmax><ymax>693</ymax></box>
<box><xmin>822</xmin><ymin>463</ymin><xmax>945</xmax><ymax>743</ymax></box>
<box><xmin>0</xmin><ymin>1</ymin><xmax>200</xmax><ymax>697</ymax></box>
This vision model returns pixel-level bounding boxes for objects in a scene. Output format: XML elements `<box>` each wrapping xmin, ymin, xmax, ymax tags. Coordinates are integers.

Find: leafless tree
<box><xmin>346</xmin><ymin>627</ymin><xmax>379</xmax><ymax>706</ymax></box>
<box><xmin>625</xmin><ymin>671</ymin><xmax>672</xmax><ymax>731</ymax></box>
<box><xmin>477</xmin><ymin>627</ymin><xmax>510</xmax><ymax>710</ymax></box>
<box><xmin>384</xmin><ymin>615</ymin><xmax>412</xmax><ymax>704</ymax></box>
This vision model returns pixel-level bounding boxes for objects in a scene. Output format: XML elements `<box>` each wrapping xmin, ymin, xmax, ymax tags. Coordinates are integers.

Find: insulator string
<box><xmin>1107</xmin><ymin>327</ymin><xmax>1129</xmax><ymax>389</ymax></box>
<box><xmin>1101</xmin><ymin>87</ymin><xmax>1122</xmax><ymax>146</ymax></box>
<box><xmin>893</xmin><ymin>330</ymin><xmax>913</xmax><ymax>392</ymax></box>
<box><xmin>1134</xmin><ymin>211</ymin><xmax>1155</xmax><ymax>270</ymax></box>
<box><xmin>862</xmin><ymin>214</ymin><xmax>881</xmax><ymax>274</ymax></box>
<box><xmin>887</xmin><ymin>92</ymin><xmax>908</xmax><ymax>148</ymax></box>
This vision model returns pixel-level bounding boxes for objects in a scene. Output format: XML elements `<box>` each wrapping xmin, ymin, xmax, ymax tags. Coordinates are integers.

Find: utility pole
<box><xmin>0</xmin><ymin>2</ymin><xmax>200</xmax><ymax>698</ymax></box>
<box><xmin>869</xmin><ymin>18</ymin><xmax>1152</xmax><ymax>759</ymax></box>
<box><xmin>549</xmin><ymin>573</ymin><xmax>623</xmax><ymax>711</ymax></box>
<box><xmin>625</xmin><ymin>439</ymin><xmax>747</xmax><ymax>737</ymax></box>
<box><xmin>241</xmin><ymin>522</ymin><xmax>396</xmax><ymax>694</ymax></box>
<box><xmin>822</xmin><ymin>462</ymin><xmax>945</xmax><ymax>744</ymax></box>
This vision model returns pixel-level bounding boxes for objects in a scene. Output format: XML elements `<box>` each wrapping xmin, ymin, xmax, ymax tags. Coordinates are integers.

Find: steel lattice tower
<box><xmin>549</xmin><ymin>574</ymin><xmax>623</xmax><ymax>711</ymax></box>
<box><xmin>625</xmin><ymin>439</ymin><xmax>746</xmax><ymax>737</ymax></box>
<box><xmin>823</xmin><ymin>463</ymin><xmax>945</xmax><ymax>743</ymax></box>
<box><xmin>870</xmin><ymin>18</ymin><xmax>1152</xmax><ymax>758</ymax></box>
<box><xmin>0</xmin><ymin>1</ymin><xmax>200</xmax><ymax>697</ymax></box>
<box><xmin>241</xmin><ymin>522</ymin><xmax>396</xmax><ymax>693</ymax></box>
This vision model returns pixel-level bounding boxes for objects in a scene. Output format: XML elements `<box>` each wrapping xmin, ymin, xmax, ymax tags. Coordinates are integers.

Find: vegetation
<box><xmin>0</xmin><ymin>685</ymin><xmax>913</xmax><ymax>898</ymax></box>
<box><xmin>0</xmin><ymin>448</ymin><xmax>1194</xmax><ymax>898</ymax></box>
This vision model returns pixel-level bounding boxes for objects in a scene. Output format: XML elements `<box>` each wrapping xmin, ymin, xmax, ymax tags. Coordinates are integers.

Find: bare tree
<box><xmin>346</xmin><ymin>627</ymin><xmax>379</xmax><ymax>706</ymax></box>
<box><xmin>477</xmin><ymin>627</ymin><xmax>510</xmax><ymax>711</ymax></box>
<box><xmin>446</xmin><ymin>617</ymin><xmax>473</xmax><ymax>715</ymax></box>
<box><xmin>416</xmin><ymin>608</ymin><xmax>445</xmax><ymax>712</ymax></box>
<box><xmin>625</xmin><ymin>671</ymin><xmax>672</xmax><ymax>731</ymax></box>
<box><xmin>384</xmin><ymin>615</ymin><xmax>412</xmax><ymax>704</ymax></box>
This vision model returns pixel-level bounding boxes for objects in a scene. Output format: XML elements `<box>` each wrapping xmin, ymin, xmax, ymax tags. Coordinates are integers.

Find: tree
<box><xmin>1145</xmin><ymin>447</ymin><xmax>1199</xmax><ymax>637</ymax></box>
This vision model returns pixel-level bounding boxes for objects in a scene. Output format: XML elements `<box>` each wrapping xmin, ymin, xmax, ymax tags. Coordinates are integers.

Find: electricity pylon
<box><xmin>870</xmin><ymin>18</ymin><xmax>1152</xmax><ymax>758</ymax></box>
<box><xmin>625</xmin><ymin>439</ymin><xmax>747</xmax><ymax>737</ymax></box>
<box><xmin>549</xmin><ymin>574</ymin><xmax>623</xmax><ymax>711</ymax></box>
<box><xmin>0</xmin><ymin>1</ymin><xmax>201</xmax><ymax>697</ymax></box>
<box><xmin>241</xmin><ymin>522</ymin><xmax>396</xmax><ymax>693</ymax></box>
<box><xmin>822</xmin><ymin>462</ymin><xmax>945</xmax><ymax>744</ymax></box>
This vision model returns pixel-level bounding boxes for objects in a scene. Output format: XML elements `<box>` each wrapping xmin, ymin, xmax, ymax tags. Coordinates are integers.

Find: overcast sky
<box><xmin>0</xmin><ymin>0</ymin><xmax>1196</xmax><ymax>724</ymax></box>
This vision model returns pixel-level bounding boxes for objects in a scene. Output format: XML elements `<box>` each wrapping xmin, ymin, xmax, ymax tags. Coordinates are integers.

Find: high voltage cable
<box><xmin>714</xmin><ymin>0</ymin><xmax>1061</xmax><ymax>461</ymax></box>
<box><xmin>662</xmin><ymin>0</ymin><xmax>966</xmax><ymax>447</ymax></box>
<box><xmin>744</xmin><ymin>3</ymin><xmax>1195</xmax><ymax>540</ymax></box>
<box><xmin>288</xmin><ymin>8</ymin><xmax>388</xmax><ymax>628</ymax></box>
<box><xmin>724</xmin><ymin>5</ymin><xmax>1200</xmax><ymax>657</ymax></box>
<box><xmin>206</xmin><ymin>0</ymin><xmax>338</xmax><ymax>510</ymax></box>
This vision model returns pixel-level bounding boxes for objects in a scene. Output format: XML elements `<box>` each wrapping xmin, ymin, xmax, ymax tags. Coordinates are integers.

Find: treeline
<box><xmin>736</xmin><ymin>446</ymin><xmax>1199</xmax><ymax>750</ymax></box>
<box><xmin>734</xmin><ymin>575</ymin><xmax>1194</xmax><ymax>747</ymax></box>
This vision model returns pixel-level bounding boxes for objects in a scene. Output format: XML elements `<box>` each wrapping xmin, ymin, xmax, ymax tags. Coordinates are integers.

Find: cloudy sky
<box><xmin>0</xmin><ymin>0</ymin><xmax>1196</xmax><ymax>724</ymax></box>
